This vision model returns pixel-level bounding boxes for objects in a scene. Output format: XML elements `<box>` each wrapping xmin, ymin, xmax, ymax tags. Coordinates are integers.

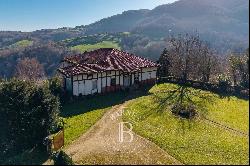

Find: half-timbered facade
<box><xmin>58</xmin><ymin>48</ymin><xmax>159</xmax><ymax>96</ymax></box>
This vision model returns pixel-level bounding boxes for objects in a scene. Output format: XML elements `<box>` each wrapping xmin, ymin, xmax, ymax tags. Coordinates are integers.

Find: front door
<box><xmin>134</xmin><ymin>72</ymin><xmax>139</xmax><ymax>84</ymax></box>
<box><xmin>78</xmin><ymin>81</ymin><xmax>84</xmax><ymax>95</ymax></box>
<box><xmin>124</xmin><ymin>75</ymin><xmax>131</xmax><ymax>87</ymax></box>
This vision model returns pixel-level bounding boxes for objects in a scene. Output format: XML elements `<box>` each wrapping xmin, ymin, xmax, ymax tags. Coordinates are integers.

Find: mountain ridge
<box><xmin>0</xmin><ymin>0</ymin><xmax>249</xmax><ymax>52</ymax></box>
<box><xmin>81</xmin><ymin>0</ymin><xmax>248</xmax><ymax>37</ymax></box>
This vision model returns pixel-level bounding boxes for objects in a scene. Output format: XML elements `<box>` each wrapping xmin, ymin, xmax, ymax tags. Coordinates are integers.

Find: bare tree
<box><xmin>14</xmin><ymin>58</ymin><xmax>45</xmax><ymax>81</ymax></box>
<box><xmin>159</xmin><ymin>33</ymin><xmax>218</xmax><ymax>83</ymax></box>
<box><xmin>195</xmin><ymin>43</ymin><xmax>218</xmax><ymax>83</ymax></box>
<box><xmin>228</xmin><ymin>49</ymin><xmax>249</xmax><ymax>87</ymax></box>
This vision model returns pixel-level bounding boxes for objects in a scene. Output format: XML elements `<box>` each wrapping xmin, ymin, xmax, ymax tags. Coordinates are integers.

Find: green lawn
<box><xmin>206</xmin><ymin>96</ymin><xmax>249</xmax><ymax>132</ymax></box>
<box><xmin>63</xmin><ymin>108</ymin><xmax>107</xmax><ymax>146</ymax></box>
<box><xmin>71</xmin><ymin>41</ymin><xmax>120</xmax><ymax>53</ymax></box>
<box><xmin>61</xmin><ymin>91</ymin><xmax>129</xmax><ymax>146</ymax></box>
<box><xmin>123</xmin><ymin>83</ymin><xmax>249</xmax><ymax>165</ymax></box>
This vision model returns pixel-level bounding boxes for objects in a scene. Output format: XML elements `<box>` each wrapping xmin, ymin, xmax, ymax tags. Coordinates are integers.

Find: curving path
<box><xmin>64</xmin><ymin>101</ymin><xmax>182</xmax><ymax>165</ymax></box>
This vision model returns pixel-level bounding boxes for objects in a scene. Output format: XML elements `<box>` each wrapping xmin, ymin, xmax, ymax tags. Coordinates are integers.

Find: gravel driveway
<box><xmin>65</xmin><ymin>101</ymin><xmax>182</xmax><ymax>165</ymax></box>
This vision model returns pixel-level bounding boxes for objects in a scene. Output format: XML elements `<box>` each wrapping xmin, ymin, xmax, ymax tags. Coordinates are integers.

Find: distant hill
<box><xmin>1</xmin><ymin>0</ymin><xmax>248</xmax><ymax>53</ymax></box>
<box><xmin>80</xmin><ymin>9</ymin><xmax>149</xmax><ymax>34</ymax></box>
<box><xmin>61</xmin><ymin>33</ymin><xmax>125</xmax><ymax>53</ymax></box>
<box><xmin>80</xmin><ymin>0</ymin><xmax>249</xmax><ymax>52</ymax></box>
<box><xmin>82</xmin><ymin>0</ymin><xmax>248</xmax><ymax>36</ymax></box>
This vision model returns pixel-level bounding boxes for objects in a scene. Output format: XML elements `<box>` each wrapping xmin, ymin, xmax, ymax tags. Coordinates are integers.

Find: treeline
<box><xmin>0</xmin><ymin>42</ymin><xmax>72</xmax><ymax>79</ymax></box>
<box><xmin>0</xmin><ymin>32</ymin><xmax>163</xmax><ymax>79</ymax></box>
<box><xmin>158</xmin><ymin>34</ymin><xmax>249</xmax><ymax>89</ymax></box>
<box><xmin>121</xmin><ymin>34</ymin><xmax>166</xmax><ymax>61</ymax></box>
<box><xmin>0</xmin><ymin>32</ymin><xmax>249</xmax><ymax>85</ymax></box>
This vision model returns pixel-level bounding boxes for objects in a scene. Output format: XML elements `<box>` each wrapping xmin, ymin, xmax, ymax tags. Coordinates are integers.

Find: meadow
<box><xmin>123</xmin><ymin>83</ymin><xmax>249</xmax><ymax>165</ymax></box>
<box><xmin>70</xmin><ymin>41</ymin><xmax>120</xmax><ymax>53</ymax></box>
<box><xmin>9</xmin><ymin>40</ymin><xmax>33</xmax><ymax>48</ymax></box>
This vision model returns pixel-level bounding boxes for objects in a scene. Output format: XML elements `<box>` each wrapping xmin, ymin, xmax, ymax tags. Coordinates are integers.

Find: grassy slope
<box><xmin>71</xmin><ymin>41</ymin><xmax>120</xmax><ymax>53</ymax></box>
<box><xmin>63</xmin><ymin>108</ymin><xmax>107</xmax><ymax>146</ymax></box>
<box><xmin>206</xmin><ymin>97</ymin><xmax>249</xmax><ymax>132</ymax></box>
<box><xmin>61</xmin><ymin>91</ymin><xmax>129</xmax><ymax>146</ymax></box>
<box><xmin>10</xmin><ymin>40</ymin><xmax>33</xmax><ymax>48</ymax></box>
<box><xmin>123</xmin><ymin>83</ymin><xmax>249</xmax><ymax>165</ymax></box>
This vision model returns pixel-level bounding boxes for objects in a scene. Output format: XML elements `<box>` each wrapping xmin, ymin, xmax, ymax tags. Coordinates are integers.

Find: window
<box><xmin>87</xmin><ymin>74</ymin><xmax>93</xmax><ymax>79</ymax></box>
<box><xmin>78</xmin><ymin>75</ymin><xmax>82</xmax><ymax>80</ymax></box>
<box><xmin>149</xmin><ymin>72</ymin><xmax>152</xmax><ymax>79</ymax></box>
<box><xmin>107</xmin><ymin>71</ymin><xmax>111</xmax><ymax>75</ymax></box>
<box><xmin>111</xmin><ymin>78</ymin><xmax>116</xmax><ymax>86</ymax></box>
<box><xmin>73</xmin><ymin>76</ymin><xmax>78</xmax><ymax>81</ymax></box>
<box><xmin>92</xmin><ymin>80</ymin><xmax>97</xmax><ymax>90</ymax></box>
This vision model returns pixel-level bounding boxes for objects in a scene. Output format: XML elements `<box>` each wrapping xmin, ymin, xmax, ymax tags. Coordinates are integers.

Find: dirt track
<box><xmin>64</xmin><ymin>102</ymin><xmax>182</xmax><ymax>165</ymax></box>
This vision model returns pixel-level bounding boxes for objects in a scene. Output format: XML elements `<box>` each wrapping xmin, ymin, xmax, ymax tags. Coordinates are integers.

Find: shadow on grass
<box><xmin>157</xmin><ymin>80</ymin><xmax>249</xmax><ymax>101</ymax></box>
<box><xmin>61</xmin><ymin>88</ymin><xmax>150</xmax><ymax>118</ymax></box>
<box><xmin>151</xmin><ymin>84</ymin><xmax>216</xmax><ymax>120</ymax></box>
<box><xmin>217</xmin><ymin>91</ymin><xmax>249</xmax><ymax>101</ymax></box>
<box><xmin>217</xmin><ymin>93</ymin><xmax>234</xmax><ymax>101</ymax></box>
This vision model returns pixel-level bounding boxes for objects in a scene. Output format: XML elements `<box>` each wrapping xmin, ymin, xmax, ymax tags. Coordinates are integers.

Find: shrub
<box><xmin>0</xmin><ymin>79</ymin><xmax>60</xmax><ymax>158</ymax></box>
<box><xmin>49</xmin><ymin>77</ymin><xmax>63</xmax><ymax>93</ymax></box>
<box><xmin>53</xmin><ymin>151</ymin><xmax>74</xmax><ymax>165</ymax></box>
<box><xmin>192</xmin><ymin>82</ymin><xmax>201</xmax><ymax>88</ymax></box>
<box><xmin>240</xmin><ymin>89</ymin><xmax>249</xmax><ymax>98</ymax></box>
<box><xmin>171</xmin><ymin>104</ymin><xmax>197</xmax><ymax>119</ymax></box>
<box><xmin>217</xmin><ymin>74</ymin><xmax>231</xmax><ymax>92</ymax></box>
<box><xmin>47</xmin><ymin>76</ymin><xmax>71</xmax><ymax>104</ymax></box>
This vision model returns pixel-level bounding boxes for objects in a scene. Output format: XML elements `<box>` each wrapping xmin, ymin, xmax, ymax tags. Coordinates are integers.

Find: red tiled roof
<box><xmin>58</xmin><ymin>48</ymin><xmax>159</xmax><ymax>77</ymax></box>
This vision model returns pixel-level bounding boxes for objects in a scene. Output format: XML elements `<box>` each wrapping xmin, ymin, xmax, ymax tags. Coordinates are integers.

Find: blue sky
<box><xmin>0</xmin><ymin>0</ymin><xmax>177</xmax><ymax>32</ymax></box>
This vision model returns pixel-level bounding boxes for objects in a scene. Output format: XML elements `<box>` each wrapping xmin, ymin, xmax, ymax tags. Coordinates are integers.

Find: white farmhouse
<box><xmin>58</xmin><ymin>48</ymin><xmax>159</xmax><ymax>96</ymax></box>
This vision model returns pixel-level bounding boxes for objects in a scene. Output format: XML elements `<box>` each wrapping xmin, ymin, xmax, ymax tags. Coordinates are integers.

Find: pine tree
<box><xmin>158</xmin><ymin>48</ymin><xmax>171</xmax><ymax>77</ymax></box>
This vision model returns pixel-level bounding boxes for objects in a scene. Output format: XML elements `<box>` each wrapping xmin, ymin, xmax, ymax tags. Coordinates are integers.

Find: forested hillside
<box><xmin>81</xmin><ymin>0</ymin><xmax>249</xmax><ymax>52</ymax></box>
<box><xmin>0</xmin><ymin>0</ymin><xmax>249</xmax><ymax>79</ymax></box>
